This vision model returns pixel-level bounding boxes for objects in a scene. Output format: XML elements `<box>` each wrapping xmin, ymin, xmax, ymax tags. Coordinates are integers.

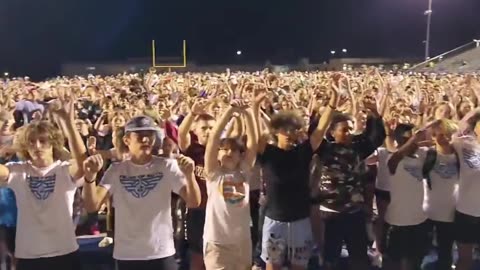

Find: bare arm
<box><xmin>243</xmin><ymin>109</ymin><xmax>258</xmax><ymax>168</ymax></box>
<box><xmin>387</xmin><ymin>134</ymin><xmax>420</xmax><ymax>175</ymax></box>
<box><xmin>81</xmin><ymin>154</ymin><xmax>109</xmax><ymax>212</ymax></box>
<box><xmin>53</xmin><ymin>98</ymin><xmax>88</xmax><ymax>181</ymax></box>
<box><xmin>178</xmin><ymin>99</ymin><xmax>209</xmax><ymax>152</ymax></box>
<box><xmin>205</xmin><ymin>106</ymin><xmax>236</xmax><ymax>176</ymax></box>
<box><xmin>177</xmin><ymin>156</ymin><xmax>201</xmax><ymax>208</ymax></box>
<box><xmin>225</xmin><ymin>114</ymin><xmax>244</xmax><ymax>138</ymax></box>
<box><xmin>310</xmin><ymin>79</ymin><xmax>339</xmax><ymax>151</ymax></box>
<box><xmin>178</xmin><ymin>112</ymin><xmax>194</xmax><ymax>152</ymax></box>
<box><xmin>93</xmin><ymin>113</ymin><xmax>108</xmax><ymax>133</ymax></box>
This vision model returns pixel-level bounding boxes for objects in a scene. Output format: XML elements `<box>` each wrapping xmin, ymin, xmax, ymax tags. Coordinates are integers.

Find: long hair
<box><xmin>13</xmin><ymin>121</ymin><xmax>65</xmax><ymax>161</ymax></box>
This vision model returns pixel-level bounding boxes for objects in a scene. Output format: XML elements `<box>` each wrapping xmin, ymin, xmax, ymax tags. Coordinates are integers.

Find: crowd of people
<box><xmin>0</xmin><ymin>68</ymin><xmax>480</xmax><ymax>270</ymax></box>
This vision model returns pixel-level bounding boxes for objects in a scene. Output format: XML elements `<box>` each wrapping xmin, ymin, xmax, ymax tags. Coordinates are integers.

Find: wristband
<box><xmin>328</xmin><ymin>104</ymin><xmax>336</xmax><ymax>110</ymax></box>
<box><xmin>85</xmin><ymin>177</ymin><xmax>96</xmax><ymax>184</ymax></box>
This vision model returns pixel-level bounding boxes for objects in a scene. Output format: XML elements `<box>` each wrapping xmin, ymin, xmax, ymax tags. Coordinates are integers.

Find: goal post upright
<box><xmin>151</xmin><ymin>40</ymin><xmax>187</xmax><ymax>71</ymax></box>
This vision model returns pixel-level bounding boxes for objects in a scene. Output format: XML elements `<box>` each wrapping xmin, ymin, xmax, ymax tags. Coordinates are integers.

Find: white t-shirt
<box><xmin>100</xmin><ymin>156</ymin><xmax>186</xmax><ymax>260</ymax></box>
<box><xmin>6</xmin><ymin>160</ymin><xmax>79</xmax><ymax>259</ymax></box>
<box><xmin>375</xmin><ymin>147</ymin><xmax>391</xmax><ymax>191</ymax></box>
<box><xmin>423</xmin><ymin>152</ymin><xmax>459</xmax><ymax>222</ymax></box>
<box><xmin>204</xmin><ymin>168</ymin><xmax>251</xmax><ymax>246</ymax></box>
<box><xmin>453</xmin><ymin>138</ymin><xmax>480</xmax><ymax>217</ymax></box>
<box><xmin>385</xmin><ymin>148</ymin><xmax>428</xmax><ymax>226</ymax></box>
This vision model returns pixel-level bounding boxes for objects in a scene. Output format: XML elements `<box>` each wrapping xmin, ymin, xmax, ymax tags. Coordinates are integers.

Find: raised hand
<box><xmin>190</xmin><ymin>98</ymin><xmax>209</xmax><ymax>115</ymax></box>
<box><xmin>49</xmin><ymin>89</ymin><xmax>75</xmax><ymax>122</ymax></box>
<box><xmin>87</xmin><ymin>136</ymin><xmax>97</xmax><ymax>155</ymax></box>
<box><xmin>253</xmin><ymin>86</ymin><xmax>268</xmax><ymax>105</ymax></box>
<box><xmin>32</xmin><ymin>111</ymin><xmax>43</xmax><ymax>122</ymax></box>
<box><xmin>177</xmin><ymin>155</ymin><xmax>195</xmax><ymax>175</ymax></box>
<box><xmin>230</xmin><ymin>99</ymin><xmax>250</xmax><ymax>112</ymax></box>
<box><xmin>83</xmin><ymin>154</ymin><xmax>104</xmax><ymax>179</ymax></box>
<box><xmin>328</xmin><ymin>75</ymin><xmax>341</xmax><ymax>108</ymax></box>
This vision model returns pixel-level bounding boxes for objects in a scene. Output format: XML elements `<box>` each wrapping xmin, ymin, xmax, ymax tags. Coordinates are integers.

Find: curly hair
<box><xmin>14</xmin><ymin>121</ymin><xmax>65</xmax><ymax>161</ymax></box>
<box><xmin>270</xmin><ymin>110</ymin><xmax>304</xmax><ymax>132</ymax></box>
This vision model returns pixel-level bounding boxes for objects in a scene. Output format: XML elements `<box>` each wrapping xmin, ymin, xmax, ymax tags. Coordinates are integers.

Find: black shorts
<box><xmin>374</xmin><ymin>188</ymin><xmax>391</xmax><ymax>203</ymax></box>
<box><xmin>454</xmin><ymin>210</ymin><xmax>480</xmax><ymax>244</ymax></box>
<box><xmin>0</xmin><ymin>225</ymin><xmax>16</xmax><ymax>254</ymax></box>
<box><xmin>117</xmin><ymin>255</ymin><xmax>177</xmax><ymax>270</ymax></box>
<box><xmin>17</xmin><ymin>250</ymin><xmax>81</xmax><ymax>270</ymax></box>
<box><xmin>186</xmin><ymin>208</ymin><xmax>205</xmax><ymax>254</ymax></box>
<box><xmin>382</xmin><ymin>221</ymin><xmax>431</xmax><ymax>261</ymax></box>
<box><xmin>323</xmin><ymin>210</ymin><xmax>369</xmax><ymax>265</ymax></box>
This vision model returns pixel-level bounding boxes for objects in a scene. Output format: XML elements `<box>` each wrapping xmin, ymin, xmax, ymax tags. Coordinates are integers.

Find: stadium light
<box><xmin>474</xmin><ymin>39</ymin><xmax>480</xmax><ymax>47</ymax></box>
<box><xmin>3</xmin><ymin>72</ymin><xmax>8</xmax><ymax>77</ymax></box>
<box><xmin>424</xmin><ymin>0</ymin><xmax>433</xmax><ymax>60</ymax></box>
<box><xmin>330</xmin><ymin>50</ymin><xmax>336</xmax><ymax>55</ymax></box>
<box><xmin>342</xmin><ymin>48</ymin><xmax>347</xmax><ymax>53</ymax></box>
<box><xmin>236</xmin><ymin>50</ymin><xmax>242</xmax><ymax>56</ymax></box>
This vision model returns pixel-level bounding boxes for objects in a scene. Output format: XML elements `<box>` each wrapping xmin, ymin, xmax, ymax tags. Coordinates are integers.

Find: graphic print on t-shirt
<box><xmin>27</xmin><ymin>174</ymin><xmax>56</xmax><ymax>200</ymax></box>
<box><xmin>120</xmin><ymin>173</ymin><xmax>163</xmax><ymax>198</ymax></box>
<box><xmin>433</xmin><ymin>161</ymin><xmax>458</xmax><ymax>179</ymax></box>
<box><xmin>462</xmin><ymin>148</ymin><xmax>480</xmax><ymax>169</ymax></box>
<box><xmin>219</xmin><ymin>174</ymin><xmax>246</xmax><ymax>205</ymax></box>
<box><xmin>403</xmin><ymin>164</ymin><xmax>422</xmax><ymax>180</ymax></box>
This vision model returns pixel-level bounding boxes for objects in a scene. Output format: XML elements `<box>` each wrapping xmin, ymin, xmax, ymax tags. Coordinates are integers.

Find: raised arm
<box><xmin>51</xmin><ymin>97</ymin><xmax>88</xmax><ymax>181</ymax></box>
<box><xmin>81</xmin><ymin>154</ymin><xmax>108</xmax><ymax>212</ymax></box>
<box><xmin>178</xmin><ymin>99</ymin><xmax>209</xmax><ymax>152</ymax></box>
<box><xmin>93</xmin><ymin>112</ymin><xmax>109</xmax><ymax>134</ymax></box>
<box><xmin>253</xmin><ymin>88</ymin><xmax>268</xmax><ymax>153</ymax></box>
<box><xmin>177</xmin><ymin>155</ymin><xmax>201</xmax><ymax>208</ymax></box>
<box><xmin>243</xmin><ymin>108</ymin><xmax>258</xmax><ymax>169</ymax></box>
<box><xmin>310</xmin><ymin>76</ymin><xmax>340</xmax><ymax>152</ymax></box>
<box><xmin>204</xmin><ymin>105</ymin><xmax>237</xmax><ymax>176</ymax></box>
<box><xmin>387</xmin><ymin>130</ymin><xmax>424</xmax><ymax>175</ymax></box>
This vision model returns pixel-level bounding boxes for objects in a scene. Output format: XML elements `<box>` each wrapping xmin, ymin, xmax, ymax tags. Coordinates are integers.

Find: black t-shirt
<box><xmin>258</xmin><ymin>140</ymin><xmax>313</xmax><ymax>222</ymax></box>
<box><xmin>183</xmin><ymin>142</ymin><xmax>208</xmax><ymax>209</ymax></box>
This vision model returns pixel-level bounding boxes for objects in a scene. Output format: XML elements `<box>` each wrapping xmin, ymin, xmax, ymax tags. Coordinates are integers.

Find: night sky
<box><xmin>1</xmin><ymin>0</ymin><xmax>479</xmax><ymax>79</ymax></box>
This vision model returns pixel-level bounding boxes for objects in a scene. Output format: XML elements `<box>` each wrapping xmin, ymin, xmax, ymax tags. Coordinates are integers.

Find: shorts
<box><xmin>382</xmin><ymin>221</ymin><xmax>431</xmax><ymax>261</ymax></box>
<box><xmin>116</xmin><ymin>256</ymin><xmax>177</xmax><ymax>270</ymax></box>
<box><xmin>17</xmin><ymin>250</ymin><xmax>81</xmax><ymax>270</ymax></box>
<box><xmin>374</xmin><ymin>188</ymin><xmax>391</xmax><ymax>202</ymax></box>
<box><xmin>186</xmin><ymin>208</ymin><xmax>206</xmax><ymax>254</ymax></box>
<box><xmin>322</xmin><ymin>210</ymin><xmax>369</xmax><ymax>265</ymax></box>
<box><xmin>261</xmin><ymin>217</ymin><xmax>313</xmax><ymax>267</ymax></box>
<box><xmin>204</xmin><ymin>240</ymin><xmax>252</xmax><ymax>270</ymax></box>
<box><xmin>454</xmin><ymin>210</ymin><xmax>480</xmax><ymax>244</ymax></box>
<box><xmin>0</xmin><ymin>225</ymin><xmax>16</xmax><ymax>254</ymax></box>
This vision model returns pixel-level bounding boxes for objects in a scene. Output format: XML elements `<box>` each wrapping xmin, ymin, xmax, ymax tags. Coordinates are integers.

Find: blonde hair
<box><xmin>431</xmin><ymin>119</ymin><xmax>458</xmax><ymax>135</ymax></box>
<box><xmin>14</xmin><ymin>121</ymin><xmax>65</xmax><ymax>161</ymax></box>
<box><xmin>433</xmin><ymin>102</ymin><xmax>455</xmax><ymax>119</ymax></box>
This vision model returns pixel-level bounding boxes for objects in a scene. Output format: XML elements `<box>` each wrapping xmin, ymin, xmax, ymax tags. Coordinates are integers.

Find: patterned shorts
<box><xmin>261</xmin><ymin>217</ymin><xmax>313</xmax><ymax>267</ymax></box>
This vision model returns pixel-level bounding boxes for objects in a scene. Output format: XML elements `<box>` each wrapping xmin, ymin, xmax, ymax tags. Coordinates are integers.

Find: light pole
<box><xmin>424</xmin><ymin>0</ymin><xmax>433</xmax><ymax>60</ymax></box>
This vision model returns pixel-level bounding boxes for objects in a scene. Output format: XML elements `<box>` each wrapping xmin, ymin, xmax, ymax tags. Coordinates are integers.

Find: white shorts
<box><xmin>261</xmin><ymin>216</ymin><xmax>313</xmax><ymax>267</ymax></box>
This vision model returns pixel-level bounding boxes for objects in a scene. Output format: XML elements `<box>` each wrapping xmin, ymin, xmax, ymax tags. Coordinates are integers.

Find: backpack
<box><xmin>422</xmin><ymin>148</ymin><xmax>460</xmax><ymax>190</ymax></box>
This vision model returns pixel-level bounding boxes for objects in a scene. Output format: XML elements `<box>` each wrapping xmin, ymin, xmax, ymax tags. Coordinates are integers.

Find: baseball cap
<box><xmin>124</xmin><ymin>115</ymin><xmax>159</xmax><ymax>133</ymax></box>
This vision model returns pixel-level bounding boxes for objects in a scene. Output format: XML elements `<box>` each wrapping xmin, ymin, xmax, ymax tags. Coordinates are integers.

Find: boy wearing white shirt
<box><xmin>385</xmin><ymin>124</ymin><xmax>431</xmax><ymax>270</ymax></box>
<box><xmin>82</xmin><ymin>116</ymin><xmax>201</xmax><ymax>270</ymax></box>
<box><xmin>0</xmin><ymin>97</ymin><xmax>88</xmax><ymax>270</ymax></box>
<box><xmin>451</xmin><ymin>112</ymin><xmax>480</xmax><ymax>270</ymax></box>
<box><xmin>422</xmin><ymin>119</ymin><xmax>459</xmax><ymax>270</ymax></box>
